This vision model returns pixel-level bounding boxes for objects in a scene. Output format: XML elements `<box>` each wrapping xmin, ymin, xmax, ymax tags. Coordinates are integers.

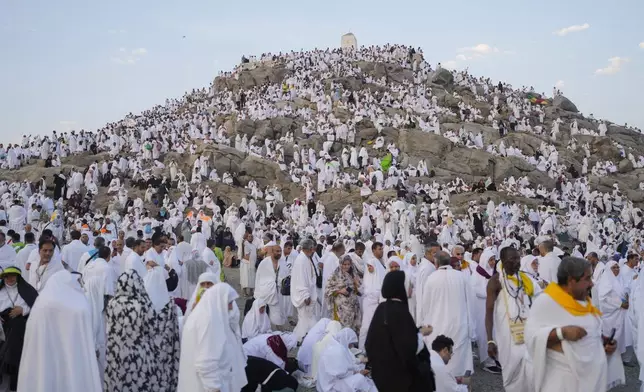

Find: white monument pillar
<box><xmin>341</xmin><ymin>33</ymin><xmax>357</xmax><ymax>50</ymax></box>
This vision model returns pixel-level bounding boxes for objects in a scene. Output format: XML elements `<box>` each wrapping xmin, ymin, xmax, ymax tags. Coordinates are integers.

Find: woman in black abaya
<box><xmin>365</xmin><ymin>270</ymin><xmax>435</xmax><ymax>392</ymax></box>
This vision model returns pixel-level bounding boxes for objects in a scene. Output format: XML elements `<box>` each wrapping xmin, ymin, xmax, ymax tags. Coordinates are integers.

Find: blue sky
<box><xmin>1</xmin><ymin>0</ymin><xmax>643</xmax><ymax>144</ymax></box>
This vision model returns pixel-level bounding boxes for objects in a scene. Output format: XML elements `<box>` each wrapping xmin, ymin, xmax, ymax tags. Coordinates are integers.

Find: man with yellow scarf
<box><xmin>524</xmin><ymin>256</ymin><xmax>625</xmax><ymax>392</ymax></box>
<box><xmin>485</xmin><ymin>247</ymin><xmax>539</xmax><ymax>392</ymax></box>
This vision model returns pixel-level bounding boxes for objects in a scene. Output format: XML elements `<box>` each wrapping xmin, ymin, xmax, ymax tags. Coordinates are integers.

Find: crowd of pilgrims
<box><xmin>0</xmin><ymin>44</ymin><xmax>644</xmax><ymax>391</ymax></box>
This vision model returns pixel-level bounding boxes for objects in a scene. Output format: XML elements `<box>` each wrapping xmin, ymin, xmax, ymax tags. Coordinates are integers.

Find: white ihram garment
<box><xmin>18</xmin><ymin>270</ymin><xmax>102</xmax><ymax>392</ymax></box>
<box><xmin>420</xmin><ymin>266</ymin><xmax>475</xmax><ymax>376</ymax></box>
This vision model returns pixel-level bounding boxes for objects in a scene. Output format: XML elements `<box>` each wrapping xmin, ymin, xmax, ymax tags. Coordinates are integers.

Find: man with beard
<box><xmin>525</xmin><ymin>257</ymin><xmax>623</xmax><ymax>391</ymax></box>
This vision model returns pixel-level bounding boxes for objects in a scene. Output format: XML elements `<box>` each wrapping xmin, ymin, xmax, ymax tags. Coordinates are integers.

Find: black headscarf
<box><xmin>381</xmin><ymin>270</ymin><xmax>408</xmax><ymax>306</ymax></box>
<box><xmin>0</xmin><ymin>268</ymin><xmax>38</xmax><ymax>371</ymax></box>
<box><xmin>0</xmin><ymin>269</ymin><xmax>38</xmax><ymax>309</ymax></box>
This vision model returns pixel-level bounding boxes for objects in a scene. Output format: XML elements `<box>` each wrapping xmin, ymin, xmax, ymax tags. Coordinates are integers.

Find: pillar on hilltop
<box><xmin>341</xmin><ymin>33</ymin><xmax>357</xmax><ymax>50</ymax></box>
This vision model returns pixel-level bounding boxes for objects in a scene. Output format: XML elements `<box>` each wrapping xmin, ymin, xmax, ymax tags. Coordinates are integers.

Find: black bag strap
<box><xmin>308</xmin><ymin>254</ymin><xmax>319</xmax><ymax>279</ymax></box>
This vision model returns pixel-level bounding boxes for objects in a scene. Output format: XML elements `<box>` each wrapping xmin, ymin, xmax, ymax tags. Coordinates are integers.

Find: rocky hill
<box><xmin>4</xmin><ymin>48</ymin><xmax>644</xmax><ymax>219</ymax></box>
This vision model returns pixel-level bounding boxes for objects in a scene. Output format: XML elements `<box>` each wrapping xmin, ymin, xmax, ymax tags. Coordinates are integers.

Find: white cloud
<box><xmin>108</xmin><ymin>29</ymin><xmax>126</xmax><ymax>34</ymax></box>
<box><xmin>111</xmin><ymin>56</ymin><xmax>137</xmax><ymax>65</ymax></box>
<box><xmin>640</xmin><ymin>42</ymin><xmax>644</xmax><ymax>49</ymax></box>
<box><xmin>111</xmin><ymin>48</ymin><xmax>147</xmax><ymax>65</ymax></box>
<box><xmin>595</xmin><ymin>57</ymin><xmax>629</xmax><ymax>75</ymax></box>
<box><xmin>457</xmin><ymin>44</ymin><xmax>500</xmax><ymax>56</ymax></box>
<box><xmin>442</xmin><ymin>60</ymin><xmax>458</xmax><ymax>69</ymax></box>
<box><xmin>554</xmin><ymin>23</ymin><xmax>590</xmax><ymax>36</ymax></box>
<box><xmin>555</xmin><ymin>80</ymin><xmax>565</xmax><ymax>89</ymax></box>
<box><xmin>444</xmin><ymin>43</ymin><xmax>505</xmax><ymax>69</ymax></box>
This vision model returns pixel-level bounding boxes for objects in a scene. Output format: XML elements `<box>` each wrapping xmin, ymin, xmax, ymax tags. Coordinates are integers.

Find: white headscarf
<box><xmin>597</xmin><ymin>260</ymin><xmax>625</xmax><ymax>300</ymax></box>
<box><xmin>297</xmin><ymin>318</ymin><xmax>332</xmax><ymax>375</ymax></box>
<box><xmin>479</xmin><ymin>248</ymin><xmax>496</xmax><ymax>275</ymax></box>
<box><xmin>177</xmin><ymin>283</ymin><xmax>247</xmax><ymax>392</ymax></box>
<box><xmin>333</xmin><ymin>327</ymin><xmax>358</xmax><ymax>347</ymax></box>
<box><xmin>311</xmin><ymin>320</ymin><xmax>342</xmax><ymax>379</ymax></box>
<box><xmin>520</xmin><ymin>254</ymin><xmax>539</xmax><ymax>277</ymax></box>
<box><xmin>402</xmin><ymin>252</ymin><xmax>418</xmax><ymax>279</ymax></box>
<box><xmin>386</xmin><ymin>255</ymin><xmax>403</xmax><ymax>273</ymax></box>
<box><xmin>184</xmin><ymin>272</ymin><xmax>219</xmax><ymax>322</ymax></box>
<box><xmin>144</xmin><ymin>266</ymin><xmax>171</xmax><ymax>312</ymax></box>
<box><xmin>241</xmin><ymin>298</ymin><xmax>272</xmax><ymax>340</ymax></box>
<box><xmin>316</xmin><ymin>328</ymin><xmax>361</xmax><ymax>391</ymax></box>
<box><xmin>18</xmin><ymin>270</ymin><xmax>102</xmax><ymax>392</ymax></box>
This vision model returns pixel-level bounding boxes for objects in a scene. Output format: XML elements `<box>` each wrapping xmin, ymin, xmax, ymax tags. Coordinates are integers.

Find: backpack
<box><xmin>280</xmin><ymin>276</ymin><xmax>291</xmax><ymax>296</ymax></box>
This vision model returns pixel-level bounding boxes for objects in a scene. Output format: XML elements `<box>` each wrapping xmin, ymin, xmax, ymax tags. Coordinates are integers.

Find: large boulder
<box><xmin>213</xmin><ymin>63</ymin><xmax>290</xmax><ymax>93</ymax></box>
<box><xmin>591</xmin><ymin>138</ymin><xmax>622</xmax><ymax>161</ymax></box>
<box><xmin>431</xmin><ymin>68</ymin><xmax>454</xmax><ymax>86</ymax></box>
<box><xmin>442</xmin><ymin>123</ymin><xmax>501</xmax><ymax>144</ymax></box>
<box><xmin>496</xmin><ymin>132</ymin><xmax>551</xmax><ymax>157</ymax></box>
<box><xmin>240</xmin><ymin>155</ymin><xmax>287</xmax><ymax>187</ymax></box>
<box><xmin>202</xmin><ymin>144</ymin><xmax>246</xmax><ymax>175</ymax></box>
<box><xmin>397</xmin><ymin>129</ymin><xmax>453</xmax><ymax>160</ymax></box>
<box><xmin>619</xmin><ymin>159</ymin><xmax>634</xmax><ymax>173</ymax></box>
<box><xmin>356</xmin><ymin>61</ymin><xmax>414</xmax><ymax>84</ymax></box>
<box><xmin>443</xmin><ymin>148</ymin><xmax>494</xmax><ymax>177</ymax></box>
<box><xmin>234</xmin><ymin>117</ymin><xmax>298</xmax><ymax>141</ymax></box>
<box><xmin>553</xmin><ymin>95</ymin><xmax>579</xmax><ymax>113</ymax></box>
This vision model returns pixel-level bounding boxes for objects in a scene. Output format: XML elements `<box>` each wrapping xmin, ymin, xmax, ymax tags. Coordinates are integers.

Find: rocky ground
<box><xmin>224</xmin><ymin>266</ymin><xmax>641</xmax><ymax>392</ymax></box>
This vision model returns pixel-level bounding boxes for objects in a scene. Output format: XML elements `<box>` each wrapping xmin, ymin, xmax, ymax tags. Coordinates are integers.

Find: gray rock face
<box><xmin>214</xmin><ymin>63</ymin><xmax>290</xmax><ymax>93</ymax></box>
<box><xmin>431</xmin><ymin>68</ymin><xmax>454</xmax><ymax>86</ymax></box>
<box><xmin>398</xmin><ymin>129</ymin><xmax>453</xmax><ymax>158</ymax></box>
<box><xmin>619</xmin><ymin>159</ymin><xmax>634</xmax><ymax>173</ymax></box>
<box><xmin>553</xmin><ymin>95</ymin><xmax>579</xmax><ymax>113</ymax></box>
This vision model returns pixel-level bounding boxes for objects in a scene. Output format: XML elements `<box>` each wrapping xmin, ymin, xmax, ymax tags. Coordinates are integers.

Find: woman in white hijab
<box><xmin>402</xmin><ymin>252</ymin><xmax>418</xmax><ymax>321</ymax></box>
<box><xmin>317</xmin><ymin>327</ymin><xmax>377</xmax><ymax>392</ymax></box>
<box><xmin>144</xmin><ymin>266</ymin><xmax>171</xmax><ymax>312</ymax></box>
<box><xmin>18</xmin><ymin>270</ymin><xmax>102</xmax><ymax>392</ymax></box>
<box><xmin>311</xmin><ymin>320</ymin><xmax>343</xmax><ymax>380</ymax></box>
<box><xmin>520</xmin><ymin>253</ymin><xmax>546</xmax><ymax>289</ymax></box>
<box><xmin>241</xmin><ymin>297</ymin><xmax>272</xmax><ymax>341</ymax></box>
<box><xmin>178</xmin><ymin>283</ymin><xmax>247</xmax><ymax>392</ymax></box>
<box><xmin>384</xmin><ymin>255</ymin><xmax>411</xmax><ymax>301</ymax></box>
<box><xmin>183</xmin><ymin>271</ymin><xmax>219</xmax><ymax>325</ymax></box>
<box><xmin>598</xmin><ymin>260</ymin><xmax>629</xmax><ymax>356</ymax></box>
<box><xmin>297</xmin><ymin>318</ymin><xmax>332</xmax><ymax>375</ymax></box>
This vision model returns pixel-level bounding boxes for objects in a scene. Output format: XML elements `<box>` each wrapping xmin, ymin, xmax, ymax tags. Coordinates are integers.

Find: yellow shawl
<box><xmin>506</xmin><ymin>271</ymin><xmax>535</xmax><ymax>297</ymax></box>
<box><xmin>544</xmin><ymin>282</ymin><xmax>601</xmax><ymax>316</ymax></box>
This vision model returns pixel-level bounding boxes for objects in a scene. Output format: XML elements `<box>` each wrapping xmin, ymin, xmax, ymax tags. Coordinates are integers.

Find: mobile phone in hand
<box><xmin>608</xmin><ymin>328</ymin><xmax>616</xmax><ymax>344</ymax></box>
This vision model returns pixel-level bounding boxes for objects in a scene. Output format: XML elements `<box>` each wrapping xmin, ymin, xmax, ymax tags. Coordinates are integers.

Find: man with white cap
<box><xmin>254</xmin><ymin>241</ymin><xmax>286</xmax><ymax>327</ymax></box>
